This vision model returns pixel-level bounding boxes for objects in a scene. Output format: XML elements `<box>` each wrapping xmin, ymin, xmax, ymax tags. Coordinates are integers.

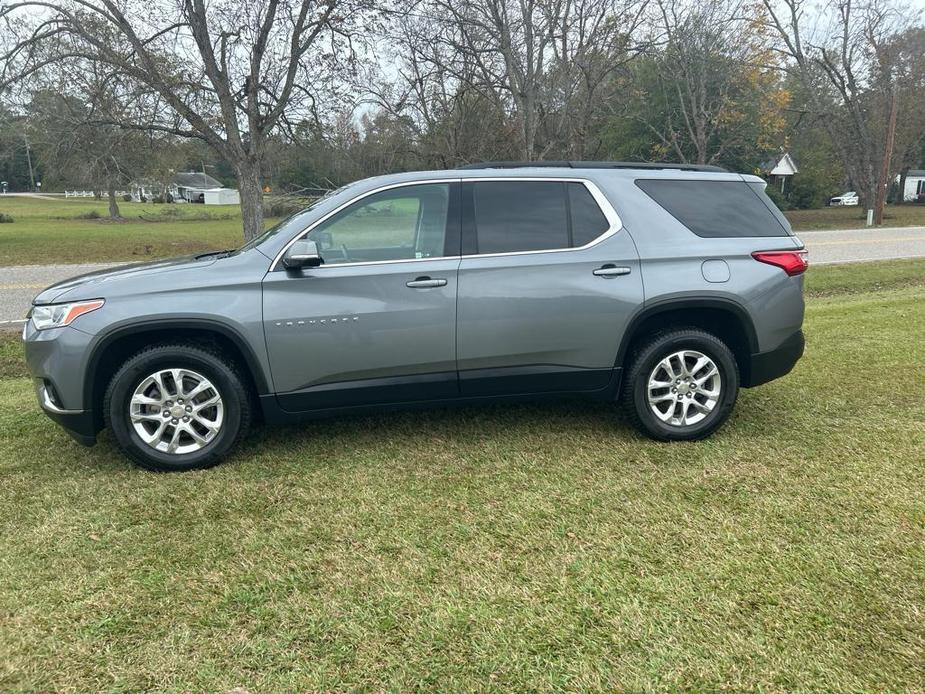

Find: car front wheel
<box><xmin>104</xmin><ymin>344</ymin><xmax>251</xmax><ymax>471</ymax></box>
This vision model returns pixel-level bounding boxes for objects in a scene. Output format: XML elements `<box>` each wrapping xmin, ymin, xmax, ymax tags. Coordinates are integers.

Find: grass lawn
<box><xmin>0</xmin><ymin>260</ymin><xmax>923</xmax><ymax>690</ymax></box>
<box><xmin>0</xmin><ymin>196</ymin><xmax>258</xmax><ymax>265</ymax></box>
<box><xmin>3</xmin><ymin>195</ymin><xmax>925</xmax><ymax>266</ymax></box>
<box><xmin>785</xmin><ymin>203</ymin><xmax>925</xmax><ymax>231</ymax></box>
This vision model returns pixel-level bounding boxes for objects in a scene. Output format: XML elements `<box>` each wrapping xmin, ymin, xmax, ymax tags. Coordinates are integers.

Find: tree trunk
<box><xmin>236</xmin><ymin>162</ymin><xmax>264</xmax><ymax>241</ymax></box>
<box><xmin>107</xmin><ymin>183</ymin><xmax>121</xmax><ymax>220</ymax></box>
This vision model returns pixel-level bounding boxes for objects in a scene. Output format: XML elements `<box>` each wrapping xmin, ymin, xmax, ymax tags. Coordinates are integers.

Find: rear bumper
<box><xmin>744</xmin><ymin>330</ymin><xmax>804</xmax><ymax>387</ymax></box>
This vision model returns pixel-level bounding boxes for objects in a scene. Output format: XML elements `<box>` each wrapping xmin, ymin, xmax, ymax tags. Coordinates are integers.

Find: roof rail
<box><xmin>456</xmin><ymin>160</ymin><xmax>727</xmax><ymax>173</ymax></box>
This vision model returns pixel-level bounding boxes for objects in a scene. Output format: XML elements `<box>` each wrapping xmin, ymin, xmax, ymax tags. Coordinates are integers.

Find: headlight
<box><xmin>31</xmin><ymin>299</ymin><xmax>105</xmax><ymax>330</ymax></box>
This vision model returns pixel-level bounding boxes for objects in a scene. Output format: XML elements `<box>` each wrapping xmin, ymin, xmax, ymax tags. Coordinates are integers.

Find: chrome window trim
<box><xmin>269</xmin><ymin>176</ymin><xmax>623</xmax><ymax>271</ymax></box>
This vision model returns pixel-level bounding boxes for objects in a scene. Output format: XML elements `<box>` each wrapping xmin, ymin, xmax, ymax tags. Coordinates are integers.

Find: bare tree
<box><xmin>880</xmin><ymin>26</ymin><xmax>925</xmax><ymax>203</ymax></box>
<box><xmin>384</xmin><ymin>0</ymin><xmax>648</xmax><ymax>161</ymax></box>
<box><xmin>622</xmin><ymin>0</ymin><xmax>789</xmax><ymax>166</ymax></box>
<box><xmin>26</xmin><ymin>61</ymin><xmax>152</xmax><ymax>218</ymax></box>
<box><xmin>2</xmin><ymin>0</ymin><xmax>373</xmax><ymax>240</ymax></box>
<box><xmin>761</xmin><ymin>0</ymin><xmax>917</xmax><ymax>210</ymax></box>
<box><xmin>29</xmin><ymin>93</ymin><xmax>136</xmax><ymax>219</ymax></box>
<box><xmin>540</xmin><ymin>0</ymin><xmax>652</xmax><ymax>158</ymax></box>
<box><xmin>364</xmin><ymin>11</ymin><xmax>519</xmax><ymax>166</ymax></box>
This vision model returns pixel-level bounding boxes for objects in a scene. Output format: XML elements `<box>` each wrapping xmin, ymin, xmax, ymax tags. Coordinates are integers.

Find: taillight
<box><xmin>752</xmin><ymin>250</ymin><xmax>808</xmax><ymax>276</ymax></box>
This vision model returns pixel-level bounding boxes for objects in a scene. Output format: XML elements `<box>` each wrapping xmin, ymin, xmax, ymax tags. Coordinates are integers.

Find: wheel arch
<box><xmin>84</xmin><ymin>319</ymin><xmax>270</xmax><ymax>431</ymax></box>
<box><xmin>617</xmin><ymin>298</ymin><xmax>758</xmax><ymax>383</ymax></box>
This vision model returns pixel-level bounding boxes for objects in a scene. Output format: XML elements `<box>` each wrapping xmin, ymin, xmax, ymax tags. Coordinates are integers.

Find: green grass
<box><xmin>0</xmin><ymin>329</ymin><xmax>24</xmax><ymax>378</ymax></box>
<box><xmin>1</xmin><ymin>261</ymin><xmax>923</xmax><ymax>690</ymax></box>
<box><xmin>0</xmin><ymin>196</ymin><xmax>257</xmax><ymax>265</ymax></box>
<box><xmin>0</xmin><ymin>195</ymin><xmax>423</xmax><ymax>266</ymax></box>
<box><xmin>804</xmin><ymin>257</ymin><xmax>925</xmax><ymax>297</ymax></box>
<box><xmin>785</xmin><ymin>204</ymin><xmax>925</xmax><ymax>231</ymax></box>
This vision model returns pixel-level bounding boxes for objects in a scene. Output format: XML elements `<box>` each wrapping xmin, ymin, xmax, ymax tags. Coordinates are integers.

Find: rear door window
<box><xmin>635</xmin><ymin>179</ymin><xmax>790</xmax><ymax>237</ymax></box>
<box><xmin>472</xmin><ymin>181</ymin><xmax>569</xmax><ymax>253</ymax></box>
<box><xmin>469</xmin><ymin>180</ymin><xmax>611</xmax><ymax>254</ymax></box>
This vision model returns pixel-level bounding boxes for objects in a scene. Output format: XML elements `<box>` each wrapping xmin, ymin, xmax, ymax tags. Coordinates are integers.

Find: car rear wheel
<box><xmin>622</xmin><ymin>328</ymin><xmax>738</xmax><ymax>441</ymax></box>
<box><xmin>104</xmin><ymin>344</ymin><xmax>251</xmax><ymax>471</ymax></box>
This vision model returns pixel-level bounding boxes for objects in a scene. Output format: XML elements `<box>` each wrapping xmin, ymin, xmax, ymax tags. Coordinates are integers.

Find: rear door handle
<box><xmin>406</xmin><ymin>276</ymin><xmax>447</xmax><ymax>288</ymax></box>
<box><xmin>593</xmin><ymin>265</ymin><xmax>631</xmax><ymax>277</ymax></box>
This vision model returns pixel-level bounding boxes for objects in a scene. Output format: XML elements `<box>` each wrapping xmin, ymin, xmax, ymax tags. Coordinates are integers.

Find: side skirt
<box><xmin>261</xmin><ymin>368</ymin><xmax>622</xmax><ymax>424</ymax></box>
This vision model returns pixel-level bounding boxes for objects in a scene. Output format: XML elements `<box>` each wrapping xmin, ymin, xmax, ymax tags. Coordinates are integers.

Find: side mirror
<box><xmin>283</xmin><ymin>239</ymin><xmax>322</xmax><ymax>269</ymax></box>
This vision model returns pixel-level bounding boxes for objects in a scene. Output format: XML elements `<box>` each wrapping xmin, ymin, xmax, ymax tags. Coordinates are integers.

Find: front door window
<box><xmin>307</xmin><ymin>183</ymin><xmax>451</xmax><ymax>265</ymax></box>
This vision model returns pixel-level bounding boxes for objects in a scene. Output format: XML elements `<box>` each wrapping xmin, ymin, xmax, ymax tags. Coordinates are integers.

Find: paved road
<box><xmin>1</xmin><ymin>226</ymin><xmax>924</xmax><ymax>326</ymax></box>
<box><xmin>0</xmin><ymin>263</ymin><xmax>118</xmax><ymax>327</ymax></box>
<box><xmin>800</xmin><ymin>225</ymin><xmax>925</xmax><ymax>265</ymax></box>
<box><xmin>0</xmin><ymin>192</ymin><xmax>63</xmax><ymax>201</ymax></box>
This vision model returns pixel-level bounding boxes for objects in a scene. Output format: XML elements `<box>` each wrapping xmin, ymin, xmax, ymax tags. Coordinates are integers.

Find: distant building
<box><xmin>203</xmin><ymin>188</ymin><xmax>241</xmax><ymax>205</ymax></box>
<box><xmin>760</xmin><ymin>152</ymin><xmax>799</xmax><ymax>194</ymax></box>
<box><xmin>173</xmin><ymin>171</ymin><xmax>222</xmax><ymax>201</ymax></box>
<box><xmin>897</xmin><ymin>170</ymin><xmax>925</xmax><ymax>202</ymax></box>
<box><xmin>127</xmin><ymin>171</ymin><xmax>241</xmax><ymax>205</ymax></box>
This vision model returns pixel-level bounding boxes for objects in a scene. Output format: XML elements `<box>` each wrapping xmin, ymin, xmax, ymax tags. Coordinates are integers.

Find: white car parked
<box><xmin>828</xmin><ymin>191</ymin><xmax>859</xmax><ymax>206</ymax></box>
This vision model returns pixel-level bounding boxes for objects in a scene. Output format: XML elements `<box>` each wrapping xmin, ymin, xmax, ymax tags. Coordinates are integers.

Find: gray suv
<box><xmin>24</xmin><ymin>162</ymin><xmax>807</xmax><ymax>471</ymax></box>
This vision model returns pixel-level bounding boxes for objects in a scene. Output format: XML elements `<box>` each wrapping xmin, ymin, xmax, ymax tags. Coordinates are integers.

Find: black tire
<box><xmin>621</xmin><ymin>328</ymin><xmax>739</xmax><ymax>441</ymax></box>
<box><xmin>103</xmin><ymin>343</ymin><xmax>251</xmax><ymax>471</ymax></box>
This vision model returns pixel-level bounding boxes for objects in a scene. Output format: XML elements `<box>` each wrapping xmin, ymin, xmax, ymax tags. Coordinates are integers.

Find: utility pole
<box><xmin>874</xmin><ymin>86</ymin><xmax>899</xmax><ymax>226</ymax></box>
<box><xmin>23</xmin><ymin>135</ymin><xmax>35</xmax><ymax>191</ymax></box>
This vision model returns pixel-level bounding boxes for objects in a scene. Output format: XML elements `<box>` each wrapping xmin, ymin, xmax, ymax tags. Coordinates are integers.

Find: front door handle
<box><xmin>406</xmin><ymin>276</ymin><xmax>447</xmax><ymax>288</ymax></box>
<box><xmin>593</xmin><ymin>264</ymin><xmax>631</xmax><ymax>278</ymax></box>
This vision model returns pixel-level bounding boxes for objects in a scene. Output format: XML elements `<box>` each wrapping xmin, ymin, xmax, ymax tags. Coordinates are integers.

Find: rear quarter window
<box><xmin>635</xmin><ymin>179</ymin><xmax>790</xmax><ymax>238</ymax></box>
<box><xmin>568</xmin><ymin>182</ymin><xmax>610</xmax><ymax>246</ymax></box>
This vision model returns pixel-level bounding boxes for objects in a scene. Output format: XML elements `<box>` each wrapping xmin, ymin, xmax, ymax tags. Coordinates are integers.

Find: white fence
<box><xmin>64</xmin><ymin>190</ymin><xmax>131</xmax><ymax>198</ymax></box>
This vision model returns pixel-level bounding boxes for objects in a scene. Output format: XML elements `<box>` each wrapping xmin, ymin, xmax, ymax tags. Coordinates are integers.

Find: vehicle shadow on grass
<box><xmin>52</xmin><ymin>385</ymin><xmax>802</xmax><ymax>475</ymax></box>
<box><xmin>49</xmin><ymin>398</ymin><xmax>628</xmax><ymax>475</ymax></box>
<box><xmin>240</xmin><ymin>399</ymin><xmax>634</xmax><ymax>458</ymax></box>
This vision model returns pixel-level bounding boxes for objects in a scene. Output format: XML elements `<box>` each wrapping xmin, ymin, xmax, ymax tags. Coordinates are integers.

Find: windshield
<box><xmin>236</xmin><ymin>184</ymin><xmax>354</xmax><ymax>253</ymax></box>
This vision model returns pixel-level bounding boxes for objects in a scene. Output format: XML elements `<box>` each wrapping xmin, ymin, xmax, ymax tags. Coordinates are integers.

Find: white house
<box><xmin>898</xmin><ymin>169</ymin><xmax>925</xmax><ymax>202</ymax></box>
<box><xmin>761</xmin><ymin>152</ymin><xmax>799</xmax><ymax>193</ymax></box>
<box><xmin>125</xmin><ymin>172</ymin><xmax>239</xmax><ymax>204</ymax></box>
<box><xmin>171</xmin><ymin>172</ymin><xmax>225</xmax><ymax>203</ymax></box>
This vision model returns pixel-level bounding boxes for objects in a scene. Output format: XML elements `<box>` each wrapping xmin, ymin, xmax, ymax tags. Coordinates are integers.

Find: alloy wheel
<box><xmin>129</xmin><ymin>368</ymin><xmax>224</xmax><ymax>454</ymax></box>
<box><xmin>646</xmin><ymin>350</ymin><xmax>722</xmax><ymax>427</ymax></box>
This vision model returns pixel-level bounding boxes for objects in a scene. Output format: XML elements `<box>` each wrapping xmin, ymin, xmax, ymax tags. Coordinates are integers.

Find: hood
<box><xmin>32</xmin><ymin>254</ymin><xmax>219</xmax><ymax>305</ymax></box>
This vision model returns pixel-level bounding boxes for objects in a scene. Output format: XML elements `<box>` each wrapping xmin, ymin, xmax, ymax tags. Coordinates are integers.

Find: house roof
<box><xmin>760</xmin><ymin>152</ymin><xmax>799</xmax><ymax>176</ymax></box>
<box><xmin>172</xmin><ymin>172</ymin><xmax>223</xmax><ymax>189</ymax></box>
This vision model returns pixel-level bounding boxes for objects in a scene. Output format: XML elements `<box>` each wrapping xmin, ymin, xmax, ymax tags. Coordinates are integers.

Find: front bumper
<box><xmin>743</xmin><ymin>330</ymin><xmax>805</xmax><ymax>387</ymax></box>
<box><xmin>23</xmin><ymin>322</ymin><xmax>99</xmax><ymax>446</ymax></box>
<box><xmin>34</xmin><ymin>380</ymin><xmax>97</xmax><ymax>446</ymax></box>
